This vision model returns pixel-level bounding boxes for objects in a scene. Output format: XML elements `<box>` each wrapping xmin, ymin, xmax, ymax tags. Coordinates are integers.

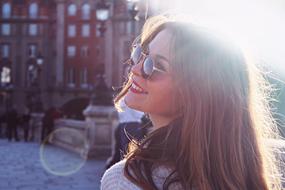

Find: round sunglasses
<box><xmin>128</xmin><ymin>45</ymin><xmax>166</xmax><ymax>79</ymax></box>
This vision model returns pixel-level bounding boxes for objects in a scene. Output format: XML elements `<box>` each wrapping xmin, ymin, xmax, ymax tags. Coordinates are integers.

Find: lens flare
<box><xmin>39</xmin><ymin>128</ymin><xmax>87</xmax><ymax>176</ymax></box>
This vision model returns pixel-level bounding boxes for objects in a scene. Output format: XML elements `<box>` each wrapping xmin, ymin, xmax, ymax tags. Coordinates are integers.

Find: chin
<box><xmin>124</xmin><ymin>96</ymin><xmax>144</xmax><ymax>112</ymax></box>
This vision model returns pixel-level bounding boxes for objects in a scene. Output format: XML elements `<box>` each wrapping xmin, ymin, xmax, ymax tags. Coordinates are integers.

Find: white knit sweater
<box><xmin>101</xmin><ymin>160</ymin><xmax>183</xmax><ymax>190</ymax></box>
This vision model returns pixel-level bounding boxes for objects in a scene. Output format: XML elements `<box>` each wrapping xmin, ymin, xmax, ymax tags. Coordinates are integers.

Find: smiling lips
<box><xmin>130</xmin><ymin>80</ymin><xmax>148</xmax><ymax>94</ymax></box>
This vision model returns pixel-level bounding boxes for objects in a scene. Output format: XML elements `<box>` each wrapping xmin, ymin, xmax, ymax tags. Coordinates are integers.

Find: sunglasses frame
<box><xmin>129</xmin><ymin>45</ymin><xmax>166</xmax><ymax>79</ymax></box>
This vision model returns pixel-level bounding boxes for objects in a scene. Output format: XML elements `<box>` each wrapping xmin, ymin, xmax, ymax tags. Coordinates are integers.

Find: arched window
<box><xmin>29</xmin><ymin>3</ymin><xmax>38</xmax><ymax>18</ymax></box>
<box><xmin>81</xmin><ymin>3</ymin><xmax>90</xmax><ymax>19</ymax></box>
<box><xmin>68</xmin><ymin>4</ymin><xmax>77</xmax><ymax>16</ymax></box>
<box><xmin>2</xmin><ymin>3</ymin><xmax>11</xmax><ymax>18</ymax></box>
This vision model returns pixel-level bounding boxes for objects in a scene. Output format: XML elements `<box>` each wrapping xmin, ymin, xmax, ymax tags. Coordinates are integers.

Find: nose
<box><xmin>130</xmin><ymin>60</ymin><xmax>143</xmax><ymax>77</ymax></box>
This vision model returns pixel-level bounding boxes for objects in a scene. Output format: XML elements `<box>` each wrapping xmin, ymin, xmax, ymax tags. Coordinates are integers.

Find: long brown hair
<box><xmin>114</xmin><ymin>15</ymin><xmax>282</xmax><ymax>190</ymax></box>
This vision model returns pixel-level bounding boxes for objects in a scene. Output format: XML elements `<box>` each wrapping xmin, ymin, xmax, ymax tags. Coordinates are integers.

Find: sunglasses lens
<box><xmin>131</xmin><ymin>46</ymin><xmax>142</xmax><ymax>64</ymax></box>
<box><xmin>143</xmin><ymin>57</ymin><xmax>153</xmax><ymax>77</ymax></box>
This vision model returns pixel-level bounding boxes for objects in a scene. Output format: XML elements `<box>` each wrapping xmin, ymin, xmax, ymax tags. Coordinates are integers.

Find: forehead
<box><xmin>148</xmin><ymin>29</ymin><xmax>172</xmax><ymax>59</ymax></box>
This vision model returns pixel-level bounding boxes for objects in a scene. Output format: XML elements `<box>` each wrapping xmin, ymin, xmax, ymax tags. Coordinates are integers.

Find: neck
<box><xmin>149</xmin><ymin>113</ymin><xmax>177</xmax><ymax>130</ymax></box>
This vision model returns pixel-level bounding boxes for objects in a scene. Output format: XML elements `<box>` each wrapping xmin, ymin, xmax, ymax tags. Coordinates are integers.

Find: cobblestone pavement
<box><xmin>0</xmin><ymin>139</ymin><xmax>106</xmax><ymax>190</ymax></box>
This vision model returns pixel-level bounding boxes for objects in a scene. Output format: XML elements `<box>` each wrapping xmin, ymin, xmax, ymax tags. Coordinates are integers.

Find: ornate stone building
<box><xmin>0</xmin><ymin>0</ymin><xmax>146</xmax><ymax>116</ymax></box>
<box><xmin>0</xmin><ymin>0</ymin><xmax>56</xmax><ymax>113</ymax></box>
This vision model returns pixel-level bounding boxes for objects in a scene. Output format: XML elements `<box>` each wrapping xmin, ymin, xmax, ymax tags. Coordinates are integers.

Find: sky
<box><xmin>147</xmin><ymin>0</ymin><xmax>285</xmax><ymax>79</ymax></box>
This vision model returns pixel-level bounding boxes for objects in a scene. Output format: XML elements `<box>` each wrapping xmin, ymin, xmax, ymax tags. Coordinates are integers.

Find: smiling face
<box><xmin>124</xmin><ymin>29</ymin><xmax>177</xmax><ymax>120</ymax></box>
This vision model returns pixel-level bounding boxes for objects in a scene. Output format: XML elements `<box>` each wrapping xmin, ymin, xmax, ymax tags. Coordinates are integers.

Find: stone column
<box><xmin>55</xmin><ymin>0</ymin><xmax>65</xmax><ymax>86</ymax></box>
<box><xmin>82</xmin><ymin>104</ymin><xmax>118</xmax><ymax>158</ymax></box>
<box><xmin>105</xmin><ymin>19</ymin><xmax>113</xmax><ymax>87</ymax></box>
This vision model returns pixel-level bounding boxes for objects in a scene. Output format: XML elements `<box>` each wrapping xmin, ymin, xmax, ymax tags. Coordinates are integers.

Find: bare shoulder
<box><xmin>100</xmin><ymin>160</ymin><xmax>141</xmax><ymax>190</ymax></box>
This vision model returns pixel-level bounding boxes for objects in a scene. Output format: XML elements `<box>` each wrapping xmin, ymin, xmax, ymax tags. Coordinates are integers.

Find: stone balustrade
<box><xmin>82</xmin><ymin>105</ymin><xmax>118</xmax><ymax>159</ymax></box>
<box><xmin>41</xmin><ymin>105</ymin><xmax>118</xmax><ymax>159</ymax></box>
<box><xmin>48</xmin><ymin>119</ymin><xmax>86</xmax><ymax>157</ymax></box>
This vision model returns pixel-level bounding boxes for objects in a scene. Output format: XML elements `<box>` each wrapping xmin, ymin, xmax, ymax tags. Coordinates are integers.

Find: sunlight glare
<box><xmin>148</xmin><ymin>0</ymin><xmax>285</xmax><ymax>76</ymax></box>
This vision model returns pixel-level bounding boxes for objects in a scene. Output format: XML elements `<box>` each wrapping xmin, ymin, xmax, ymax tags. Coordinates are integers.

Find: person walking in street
<box><xmin>0</xmin><ymin>112</ymin><xmax>5</xmax><ymax>138</ymax></box>
<box><xmin>101</xmin><ymin>15</ymin><xmax>282</xmax><ymax>190</ymax></box>
<box><xmin>21</xmin><ymin>107</ymin><xmax>31</xmax><ymax>142</ymax></box>
<box><xmin>41</xmin><ymin>107</ymin><xmax>55</xmax><ymax>143</ymax></box>
<box><xmin>6</xmin><ymin>107</ymin><xmax>20</xmax><ymax>142</ymax></box>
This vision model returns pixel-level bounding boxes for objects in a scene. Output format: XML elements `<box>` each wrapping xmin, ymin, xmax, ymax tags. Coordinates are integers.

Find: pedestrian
<box><xmin>105</xmin><ymin>98</ymin><xmax>145</xmax><ymax>169</ymax></box>
<box><xmin>6</xmin><ymin>107</ymin><xmax>20</xmax><ymax>142</ymax></box>
<box><xmin>41</xmin><ymin>107</ymin><xmax>55</xmax><ymax>143</ymax></box>
<box><xmin>0</xmin><ymin>112</ymin><xmax>5</xmax><ymax>138</ymax></box>
<box><xmin>101</xmin><ymin>15</ymin><xmax>282</xmax><ymax>189</ymax></box>
<box><xmin>22</xmin><ymin>107</ymin><xmax>31</xmax><ymax>142</ymax></box>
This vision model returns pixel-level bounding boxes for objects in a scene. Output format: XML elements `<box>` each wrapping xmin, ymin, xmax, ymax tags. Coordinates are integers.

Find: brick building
<box><xmin>0</xmin><ymin>0</ymin><xmax>146</xmax><ymax>116</ymax></box>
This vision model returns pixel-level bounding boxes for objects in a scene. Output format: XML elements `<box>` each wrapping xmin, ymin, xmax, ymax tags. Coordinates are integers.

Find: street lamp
<box><xmin>96</xmin><ymin>0</ymin><xmax>110</xmax><ymax>37</ymax></box>
<box><xmin>127</xmin><ymin>0</ymin><xmax>139</xmax><ymax>21</ymax></box>
<box><xmin>27</xmin><ymin>51</ymin><xmax>44</xmax><ymax>112</ymax></box>
<box><xmin>92</xmin><ymin>0</ymin><xmax>112</xmax><ymax>105</ymax></box>
<box><xmin>35</xmin><ymin>51</ymin><xmax>44</xmax><ymax>112</ymax></box>
<box><xmin>127</xmin><ymin>0</ymin><xmax>140</xmax><ymax>36</ymax></box>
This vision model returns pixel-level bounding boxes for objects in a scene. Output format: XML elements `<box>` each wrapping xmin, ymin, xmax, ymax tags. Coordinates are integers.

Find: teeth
<box><xmin>132</xmin><ymin>83</ymin><xmax>143</xmax><ymax>92</ymax></box>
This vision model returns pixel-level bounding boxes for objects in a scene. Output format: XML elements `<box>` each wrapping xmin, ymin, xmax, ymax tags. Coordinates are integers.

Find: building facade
<box><xmin>0</xmin><ymin>0</ymin><xmax>56</xmax><ymax>113</ymax></box>
<box><xmin>0</xmin><ymin>0</ymin><xmax>145</xmax><ymax>116</ymax></box>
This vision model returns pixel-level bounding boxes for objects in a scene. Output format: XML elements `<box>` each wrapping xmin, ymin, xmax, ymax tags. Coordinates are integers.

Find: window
<box><xmin>82</xmin><ymin>4</ymin><xmax>90</xmax><ymax>19</ymax></box>
<box><xmin>80</xmin><ymin>46</ymin><xmax>89</xmax><ymax>57</ymax></box>
<box><xmin>68</xmin><ymin>4</ymin><xmax>77</xmax><ymax>16</ymax></box>
<box><xmin>29</xmin><ymin>24</ymin><xmax>38</xmax><ymax>36</ymax></box>
<box><xmin>68</xmin><ymin>24</ymin><xmax>76</xmax><ymax>37</ymax></box>
<box><xmin>2</xmin><ymin>3</ymin><xmax>11</xmax><ymax>18</ymax></box>
<box><xmin>29</xmin><ymin>3</ymin><xmax>38</xmax><ymax>18</ymax></box>
<box><xmin>80</xmin><ymin>68</ymin><xmax>88</xmax><ymax>87</ymax></box>
<box><xmin>1</xmin><ymin>44</ymin><xmax>10</xmax><ymax>58</ymax></box>
<box><xmin>1</xmin><ymin>67</ymin><xmax>11</xmax><ymax>84</ymax></box>
<box><xmin>28</xmin><ymin>44</ymin><xmax>37</xmax><ymax>57</ymax></box>
<box><xmin>82</xmin><ymin>24</ymin><xmax>90</xmax><ymax>37</ymax></box>
<box><xmin>67</xmin><ymin>46</ymin><xmax>76</xmax><ymax>57</ymax></box>
<box><xmin>1</xmin><ymin>24</ymin><xmax>11</xmax><ymax>35</ymax></box>
<box><xmin>67</xmin><ymin>68</ymin><xmax>76</xmax><ymax>86</ymax></box>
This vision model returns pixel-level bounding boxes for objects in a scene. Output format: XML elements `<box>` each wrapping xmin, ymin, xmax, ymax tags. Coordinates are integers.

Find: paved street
<box><xmin>0</xmin><ymin>139</ymin><xmax>106</xmax><ymax>190</ymax></box>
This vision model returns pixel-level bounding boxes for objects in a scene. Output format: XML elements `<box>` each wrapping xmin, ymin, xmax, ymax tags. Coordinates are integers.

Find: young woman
<box><xmin>101</xmin><ymin>15</ymin><xmax>282</xmax><ymax>190</ymax></box>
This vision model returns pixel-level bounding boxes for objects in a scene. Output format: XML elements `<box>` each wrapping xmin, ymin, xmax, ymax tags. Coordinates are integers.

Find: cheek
<box><xmin>146</xmin><ymin>83</ymin><xmax>177</xmax><ymax>116</ymax></box>
<box><xmin>124</xmin><ymin>79</ymin><xmax>177</xmax><ymax>116</ymax></box>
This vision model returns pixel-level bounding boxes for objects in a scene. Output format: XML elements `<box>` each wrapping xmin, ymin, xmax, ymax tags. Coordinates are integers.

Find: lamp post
<box><xmin>96</xmin><ymin>0</ymin><xmax>110</xmax><ymax>37</ymax></box>
<box><xmin>27</xmin><ymin>52</ymin><xmax>44</xmax><ymax>112</ymax></box>
<box><xmin>92</xmin><ymin>0</ymin><xmax>112</xmax><ymax>106</ymax></box>
<box><xmin>35</xmin><ymin>52</ymin><xmax>44</xmax><ymax>112</ymax></box>
<box><xmin>127</xmin><ymin>0</ymin><xmax>140</xmax><ymax>37</ymax></box>
<box><xmin>127</xmin><ymin>0</ymin><xmax>139</xmax><ymax>21</ymax></box>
